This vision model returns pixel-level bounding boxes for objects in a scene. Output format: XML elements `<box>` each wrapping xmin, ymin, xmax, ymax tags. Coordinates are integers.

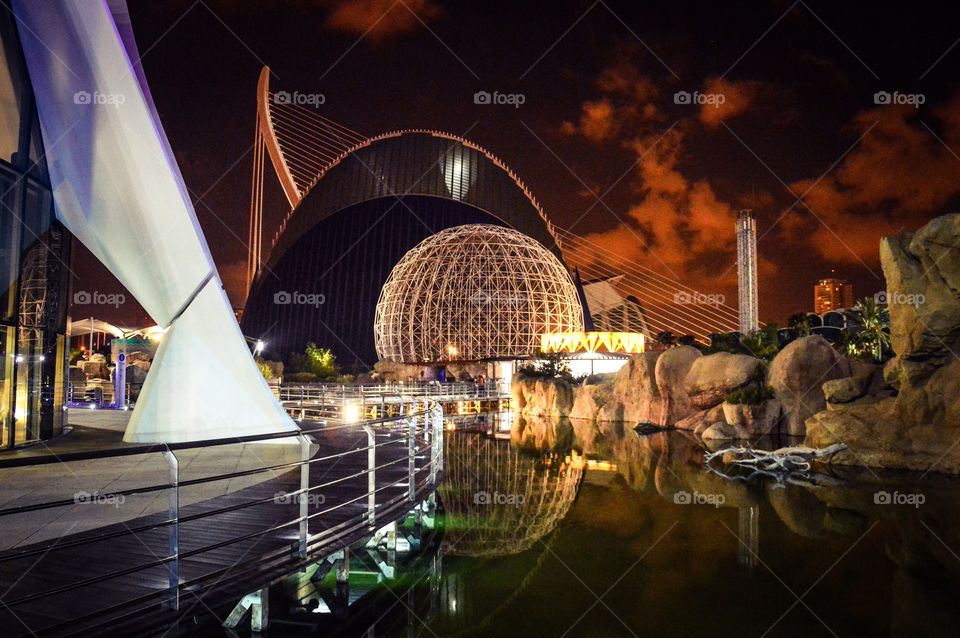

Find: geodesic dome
<box><xmin>374</xmin><ymin>224</ymin><xmax>584</xmax><ymax>362</ymax></box>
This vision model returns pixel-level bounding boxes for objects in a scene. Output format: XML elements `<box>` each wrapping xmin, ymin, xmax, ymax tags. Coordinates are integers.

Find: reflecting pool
<box><xmin>245</xmin><ymin>416</ymin><xmax>960</xmax><ymax>637</ymax></box>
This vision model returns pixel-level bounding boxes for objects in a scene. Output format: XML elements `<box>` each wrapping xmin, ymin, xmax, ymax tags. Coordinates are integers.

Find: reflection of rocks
<box><xmin>701</xmin><ymin>422</ymin><xmax>745</xmax><ymax>441</ymax></box>
<box><xmin>510</xmin><ymin>415</ymin><xmax>574</xmax><ymax>453</ymax></box>
<box><xmin>769</xmin><ymin>336</ymin><xmax>851</xmax><ymax>436</ymax></box>
<box><xmin>508</xmin><ymin>415</ymin><xmax>960</xmax><ymax>637</ymax></box>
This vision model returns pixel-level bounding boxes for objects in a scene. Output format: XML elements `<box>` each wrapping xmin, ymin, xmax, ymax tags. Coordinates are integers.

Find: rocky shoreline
<box><xmin>512</xmin><ymin>214</ymin><xmax>960</xmax><ymax>475</ymax></box>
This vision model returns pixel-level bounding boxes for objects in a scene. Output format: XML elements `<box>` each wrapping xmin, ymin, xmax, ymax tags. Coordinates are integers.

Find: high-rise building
<box><xmin>736</xmin><ymin>210</ymin><xmax>759</xmax><ymax>334</ymax></box>
<box><xmin>814</xmin><ymin>278</ymin><xmax>854</xmax><ymax>314</ymax></box>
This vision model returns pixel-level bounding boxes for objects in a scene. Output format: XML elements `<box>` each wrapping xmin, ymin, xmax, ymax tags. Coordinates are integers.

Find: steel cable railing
<box><xmin>0</xmin><ymin>395</ymin><xmax>444</xmax><ymax>635</ymax></box>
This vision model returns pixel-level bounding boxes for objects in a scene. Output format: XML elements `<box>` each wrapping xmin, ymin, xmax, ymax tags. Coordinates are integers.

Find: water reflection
<box><xmin>257</xmin><ymin>415</ymin><xmax>960</xmax><ymax>637</ymax></box>
<box><xmin>439</xmin><ymin>432</ymin><xmax>583</xmax><ymax>558</ymax></box>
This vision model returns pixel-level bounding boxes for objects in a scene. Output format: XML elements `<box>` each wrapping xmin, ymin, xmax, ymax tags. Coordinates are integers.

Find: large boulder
<box><xmin>881</xmin><ymin>214</ymin><xmax>960</xmax><ymax>361</ymax></box>
<box><xmin>722</xmin><ymin>398</ymin><xmax>781</xmax><ymax>436</ymax></box>
<box><xmin>569</xmin><ymin>375</ymin><xmax>615</xmax><ymax>422</ymax></box>
<box><xmin>675</xmin><ymin>403</ymin><xmax>725</xmax><ymax>432</ymax></box>
<box><xmin>685</xmin><ymin>352</ymin><xmax>761</xmax><ymax>410</ymax></box>
<box><xmin>880</xmin><ymin>214</ymin><xmax>960</xmax><ymax>428</ymax></box>
<box><xmin>768</xmin><ymin>336</ymin><xmax>850</xmax><ymax>436</ymax></box>
<box><xmin>511</xmin><ymin>375</ymin><xmax>575</xmax><ymax>418</ymax></box>
<box><xmin>600</xmin><ymin>352</ymin><xmax>662</xmax><ymax>424</ymax></box>
<box><xmin>805</xmin><ymin>396</ymin><xmax>960</xmax><ymax>474</ymax></box>
<box><xmin>822</xmin><ymin>377</ymin><xmax>862</xmax><ymax>404</ymax></box>
<box><xmin>654</xmin><ymin>346</ymin><xmax>701</xmax><ymax>425</ymax></box>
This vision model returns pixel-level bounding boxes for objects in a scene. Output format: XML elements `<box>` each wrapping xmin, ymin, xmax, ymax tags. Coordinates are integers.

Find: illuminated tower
<box><xmin>736</xmin><ymin>210</ymin><xmax>759</xmax><ymax>334</ymax></box>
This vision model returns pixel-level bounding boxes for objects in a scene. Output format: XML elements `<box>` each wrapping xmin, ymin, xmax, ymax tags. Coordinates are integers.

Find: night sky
<box><xmin>73</xmin><ymin>0</ymin><xmax>960</xmax><ymax>329</ymax></box>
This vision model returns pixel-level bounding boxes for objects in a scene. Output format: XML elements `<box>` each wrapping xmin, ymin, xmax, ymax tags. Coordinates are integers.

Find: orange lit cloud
<box><xmin>785</xmin><ymin>97</ymin><xmax>960</xmax><ymax>264</ymax></box>
<box><xmin>322</xmin><ymin>0</ymin><xmax>440</xmax><ymax>41</ymax></box>
<box><xmin>698</xmin><ymin>77</ymin><xmax>758</xmax><ymax>128</ymax></box>
<box><xmin>561</xmin><ymin>99</ymin><xmax>621</xmax><ymax>143</ymax></box>
<box><xmin>561</xmin><ymin>63</ymin><xmax>662</xmax><ymax>142</ymax></box>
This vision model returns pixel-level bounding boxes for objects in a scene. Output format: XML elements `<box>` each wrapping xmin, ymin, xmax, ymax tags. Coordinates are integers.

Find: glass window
<box><xmin>0</xmin><ymin>5</ymin><xmax>26</xmax><ymax>165</ymax></box>
<box><xmin>0</xmin><ymin>326</ymin><xmax>13</xmax><ymax>447</ymax></box>
<box><xmin>0</xmin><ymin>165</ymin><xmax>21</xmax><ymax>321</ymax></box>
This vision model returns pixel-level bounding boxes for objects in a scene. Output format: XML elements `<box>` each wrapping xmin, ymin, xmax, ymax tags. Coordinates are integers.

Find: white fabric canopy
<box><xmin>15</xmin><ymin>0</ymin><xmax>297</xmax><ymax>442</ymax></box>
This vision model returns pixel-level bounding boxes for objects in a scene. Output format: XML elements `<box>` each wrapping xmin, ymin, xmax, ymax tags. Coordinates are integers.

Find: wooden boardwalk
<box><xmin>0</xmin><ymin>418</ymin><xmax>441</xmax><ymax>637</ymax></box>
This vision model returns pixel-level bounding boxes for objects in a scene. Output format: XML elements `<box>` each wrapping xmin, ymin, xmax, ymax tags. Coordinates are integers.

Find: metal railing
<box><xmin>0</xmin><ymin>396</ymin><xmax>444</xmax><ymax>637</ymax></box>
<box><xmin>277</xmin><ymin>380</ymin><xmax>509</xmax><ymax>416</ymax></box>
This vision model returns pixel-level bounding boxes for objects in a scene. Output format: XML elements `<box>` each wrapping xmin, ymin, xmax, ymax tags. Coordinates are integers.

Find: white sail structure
<box><xmin>14</xmin><ymin>0</ymin><xmax>298</xmax><ymax>442</ymax></box>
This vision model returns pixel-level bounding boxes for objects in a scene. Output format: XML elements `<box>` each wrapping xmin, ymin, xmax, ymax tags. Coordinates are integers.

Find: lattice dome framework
<box><xmin>374</xmin><ymin>224</ymin><xmax>584</xmax><ymax>362</ymax></box>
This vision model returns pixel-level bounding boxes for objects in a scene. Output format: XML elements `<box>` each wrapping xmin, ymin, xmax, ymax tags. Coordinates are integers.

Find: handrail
<box><xmin>0</xmin><ymin>395</ymin><xmax>445</xmax><ymax>634</ymax></box>
<box><xmin>0</xmin><ymin>408</ymin><xmax>416</xmax><ymax>469</ymax></box>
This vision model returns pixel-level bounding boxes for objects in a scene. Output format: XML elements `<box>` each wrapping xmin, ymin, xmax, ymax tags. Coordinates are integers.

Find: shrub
<box><xmin>288</xmin><ymin>343</ymin><xmax>339</xmax><ymax>380</ymax></box>
<box><xmin>518</xmin><ymin>351</ymin><xmax>575</xmax><ymax>382</ymax></box>
<box><xmin>725</xmin><ymin>384</ymin><xmax>775</xmax><ymax>405</ymax></box>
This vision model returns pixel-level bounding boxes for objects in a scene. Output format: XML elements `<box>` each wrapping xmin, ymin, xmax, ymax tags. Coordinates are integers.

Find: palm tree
<box><xmin>844</xmin><ymin>298</ymin><xmax>891</xmax><ymax>362</ymax></box>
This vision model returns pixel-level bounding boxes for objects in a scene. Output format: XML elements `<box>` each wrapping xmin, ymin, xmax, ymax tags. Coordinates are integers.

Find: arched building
<box><xmin>242</xmin><ymin>130</ymin><xmax>568</xmax><ymax>367</ymax></box>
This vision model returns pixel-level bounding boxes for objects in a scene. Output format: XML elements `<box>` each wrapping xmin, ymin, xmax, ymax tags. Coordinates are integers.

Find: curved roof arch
<box><xmin>264</xmin><ymin>130</ymin><xmax>564</xmax><ymax>268</ymax></box>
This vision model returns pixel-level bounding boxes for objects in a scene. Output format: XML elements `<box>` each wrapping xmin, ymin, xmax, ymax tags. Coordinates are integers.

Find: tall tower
<box><xmin>736</xmin><ymin>210</ymin><xmax>759</xmax><ymax>334</ymax></box>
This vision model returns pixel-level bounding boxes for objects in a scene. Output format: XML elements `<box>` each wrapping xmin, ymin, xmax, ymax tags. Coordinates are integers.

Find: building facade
<box><xmin>242</xmin><ymin>131</ymin><xmax>567</xmax><ymax>367</ymax></box>
<box><xmin>814</xmin><ymin>278</ymin><xmax>854</xmax><ymax>314</ymax></box>
<box><xmin>0</xmin><ymin>5</ymin><xmax>72</xmax><ymax>447</ymax></box>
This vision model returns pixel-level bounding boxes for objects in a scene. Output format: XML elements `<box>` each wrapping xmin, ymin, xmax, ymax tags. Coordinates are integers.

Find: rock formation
<box><xmin>768</xmin><ymin>336</ymin><xmax>851</xmax><ymax>436</ymax></box>
<box><xmin>806</xmin><ymin>214</ymin><xmax>960</xmax><ymax>473</ymax></box>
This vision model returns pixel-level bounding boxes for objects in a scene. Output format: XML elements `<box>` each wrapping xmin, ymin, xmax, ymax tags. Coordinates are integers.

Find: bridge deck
<box><xmin>0</xmin><ymin>420</ymin><xmax>439</xmax><ymax>637</ymax></box>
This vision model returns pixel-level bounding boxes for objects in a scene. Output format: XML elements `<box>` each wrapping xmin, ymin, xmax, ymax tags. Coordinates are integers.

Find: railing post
<box><xmin>298</xmin><ymin>433</ymin><xmax>310</xmax><ymax>558</ymax></box>
<box><xmin>162</xmin><ymin>448</ymin><xmax>179</xmax><ymax>610</ymax></box>
<box><xmin>408</xmin><ymin>405</ymin><xmax>417</xmax><ymax>501</ymax></box>
<box><xmin>363</xmin><ymin>424</ymin><xmax>376</xmax><ymax>527</ymax></box>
